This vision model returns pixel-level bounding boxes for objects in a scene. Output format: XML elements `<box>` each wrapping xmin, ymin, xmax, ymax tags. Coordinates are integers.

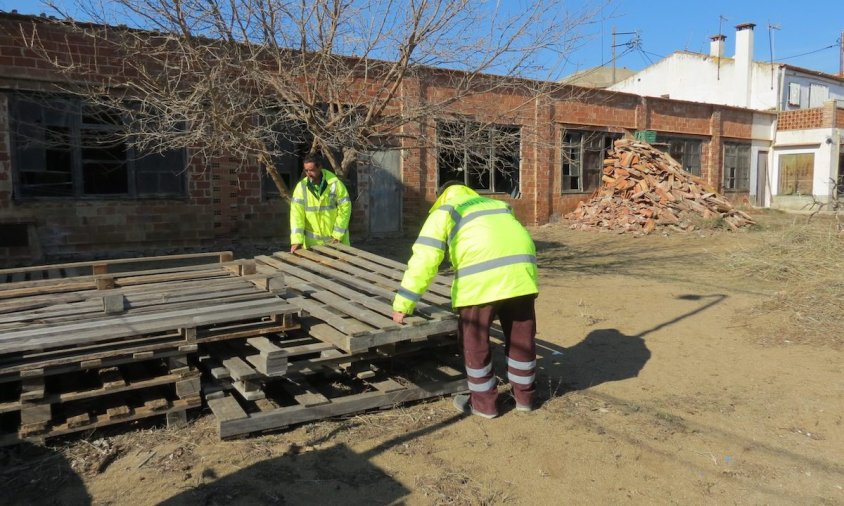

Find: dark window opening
<box><xmin>436</xmin><ymin>120</ymin><xmax>520</xmax><ymax>195</ymax></box>
<box><xmin>561</xmin><ymin>130</ymin><xmax>621</xmax><ymax>193</ymax></box>
<box><xmin>656</xmin><ymin>136</ymin><xmax>702</xmax><ymax>176</ymax></box>
<box><xmin>0</xmin><ymin>224</ymin><xmax>29</xmax><ymax>248</ymax></box>
<box><xmin>9</xmin><ymin>94</ymin><xmax>186</xmax><ymax>199</ymax></box>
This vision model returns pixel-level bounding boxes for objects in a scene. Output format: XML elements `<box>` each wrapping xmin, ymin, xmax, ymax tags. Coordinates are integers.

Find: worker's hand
<box><xmin>290</xmin><ymin>243</ymin><xmax>301</xmax><ymax>253</ymax></box>
<box><xmin>329</xmin><ymin>238</ymin><xmax>339</xmax><ymax>244</ymax></box>
<box><xmin>392</xmin><ymin>311</ymin><xmax>406</xmax><ymax>324</ymax></box>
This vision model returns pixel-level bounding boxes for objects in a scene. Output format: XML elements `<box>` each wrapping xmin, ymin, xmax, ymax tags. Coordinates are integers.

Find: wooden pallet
<box><xmin>0</xmin><ymin>355</ymin><xmax>202</xmax><ymax>445</ymax></box>
<box><xmin>0</xmin><ymin>251</ymin><xmax>235</xmax><ymax>284</ymax></box>
<box><xmin>0</xmin><ymin>247</ymin><xmax>460</xmax><ymax>444</ymax></box>
<box><xmin>256</xmin><ymin>243</ymin><xmax>457</xmax><ymax>353</ymax></box>
<box><xmin>206</xmin><ymin>346</ymin><xmax>467</xmax><ymax>439</ymax></box>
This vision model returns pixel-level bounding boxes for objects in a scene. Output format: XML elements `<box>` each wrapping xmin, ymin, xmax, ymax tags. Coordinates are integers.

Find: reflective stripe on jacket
<box><xmin>393</xmin><ymin>185</ymin><xmax>538</xmax><ymax>314</ymax></box>
<box><xmin>289</xmin><ymin>169</ymin><xmax>352</xmax><ymax>248</ymax></box>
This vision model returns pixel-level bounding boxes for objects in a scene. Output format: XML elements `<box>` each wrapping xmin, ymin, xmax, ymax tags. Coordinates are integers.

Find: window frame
<box><xmin>436</xmin><ymin>119</ymin><xmax>521</xmax><ymax>196</ymax></box>
<box><xmin>722</xmin><ymin>142</ymin><xmax>751</xmax><ymax>192</ymax></box>
<box><xmin>777</xmin><ymin>152</ymin><xmax>815</xmax><ymax>196</ymax></box>
<box><xmin>655</xmin><ymin>135</ymin><xmax>702</xmax><ymax>176</ymax></box>
<box><xmin>560</xmin><ymin>129</ymin><xmax>621</xmax><ymax>193</ymax></box>
<box><xmin>9</xmin><ymin>94</ymin><xmax>187</xmax><ymax>200</ymax></box>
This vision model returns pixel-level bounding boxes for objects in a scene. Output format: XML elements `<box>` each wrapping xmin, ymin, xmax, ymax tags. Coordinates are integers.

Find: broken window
<box><xmin>436</xmin><ymin>120</ymin><xmax>521</xmax><ymax>195</ymax></box>
<box><xmin>723</xmin><ymin>142</ymin><xmax>751</xmax><ymax>191</ymax></box>
<box><xmin>561</xmin><ymin>130</ymin><xmax>621</xmax><ymax>193</ymax></box>
<box><xmin>778</xmin><ymin>153</ymin><xmax>814</xmax><ymax>195</ymax></box>
<box><xmin>9</xmin><ymin>94</ymin><xmax>186</xmax><ymax>199</ymax></box>
<box><xmin>657</xmin><ymin>136</ymin><xmax>702</xmax><ymax>176</ymax></box>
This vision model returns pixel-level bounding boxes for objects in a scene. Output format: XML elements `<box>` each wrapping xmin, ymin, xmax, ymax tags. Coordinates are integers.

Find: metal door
<box><xmin>367</xmin><ymin>150</ymin><xmax>402</xmax><ymax>236</ymax></box>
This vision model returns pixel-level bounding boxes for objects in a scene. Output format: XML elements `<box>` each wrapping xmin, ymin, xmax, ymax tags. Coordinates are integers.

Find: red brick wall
<box><xmin>647</xmin><ymin>99</ymin><xmax>712</xmax><ymax>135</ymax></box>
<box><xmin>836</xmin><ymin>107</ymin><xmax>844</xmax><ymax>128</ymax></box>
<box><xmin>0</xmin><ymin>13</ymin><xmax>767</xmax><ymax>264</ymax></box>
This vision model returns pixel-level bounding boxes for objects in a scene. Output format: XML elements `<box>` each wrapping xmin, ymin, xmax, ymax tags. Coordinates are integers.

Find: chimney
<box><xmin>734</xmin><ymin>23</ymin><xmax>755</xmax><ymax>107</ymax></box>
<box><xmin>710</xmin><ymin>34</ymin><xmax>726</xmax><ymax>58</ymax></box>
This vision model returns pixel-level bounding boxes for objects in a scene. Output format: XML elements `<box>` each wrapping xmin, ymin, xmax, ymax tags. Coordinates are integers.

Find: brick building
<box><xmin>0</xmin><ymin>12</ymin><xmax>771</xmax><ymax>267</ymax></box>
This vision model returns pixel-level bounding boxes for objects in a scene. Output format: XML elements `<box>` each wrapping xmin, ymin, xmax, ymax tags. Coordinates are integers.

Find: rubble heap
<box><xmin>566</xmin><ymin>139</ymin><xmax>755</xmax><ymax>234</ymax></box>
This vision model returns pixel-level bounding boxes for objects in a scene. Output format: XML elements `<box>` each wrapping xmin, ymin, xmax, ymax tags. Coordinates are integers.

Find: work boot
<box><xmin>452</xmin><ymin>394</ymin><xmax>497</xmax><ymax>419</ymax></box>
<box><xmin>515</xmin><ymin>402</ymin><xmax>534</xmax><ymax>413</ymax></box>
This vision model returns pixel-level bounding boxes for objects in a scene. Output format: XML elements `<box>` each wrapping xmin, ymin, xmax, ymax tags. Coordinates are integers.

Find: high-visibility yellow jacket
<box><xmin>289</xmin><ymin>169</ymin><xmax>352</xmax><ymax>248</ymax></box>
<box><xmin>393</xmin><ymin>185</ymin><xmax>538</xmax><ymax>314</ymax></box>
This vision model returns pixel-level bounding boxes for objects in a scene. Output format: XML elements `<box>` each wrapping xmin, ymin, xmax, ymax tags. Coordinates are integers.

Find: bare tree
<box><xmin>22</xmin><ymin>0</ymin><xmax>607</xmax><ymax>199</ymax></box>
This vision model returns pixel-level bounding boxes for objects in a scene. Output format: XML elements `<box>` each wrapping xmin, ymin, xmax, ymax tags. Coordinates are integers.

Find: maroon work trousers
<box><xmin>457</xmin><ymin>294</ymin><xmax>537</xmax><ymax>416</ymax></box>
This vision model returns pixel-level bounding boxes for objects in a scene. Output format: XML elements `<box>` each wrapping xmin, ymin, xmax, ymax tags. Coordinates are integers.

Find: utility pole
<box><xmin>611</xmin><ymin>27</ymin><xmax>638</xmax><ymax>85</ymax></box>
<box><xmin>612</xmin><ymin>26</ymin><xmax>616</xmax><ymax>84</ymax></box>
<box><xmin>840</xmin><ymin>30</ymin><xmax>843</xmax><ymax>77</ymax></box>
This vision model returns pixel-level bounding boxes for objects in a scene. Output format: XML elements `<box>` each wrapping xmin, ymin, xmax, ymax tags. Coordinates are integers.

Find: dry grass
<box><xmin>724</xmin><ymin>221</ymin><xmax>844</xmax><ymax>346</ymax></box>
<box><xmin>415</xmin><ymin>468</ymin><xmax>513</xmax><ymax>505</ymax></box>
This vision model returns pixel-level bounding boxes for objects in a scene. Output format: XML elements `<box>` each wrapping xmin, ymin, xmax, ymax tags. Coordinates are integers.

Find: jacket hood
<box><xmin>430</xmin><ymin>184</ymin><xmax>479</xmax><ymax>213</ymax></box>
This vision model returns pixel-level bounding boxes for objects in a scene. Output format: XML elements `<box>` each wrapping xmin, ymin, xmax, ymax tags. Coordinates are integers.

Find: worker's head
<box><xmin>430</xmin><ymin>180</ymin><xmax>478</xmax><ymax>212</ymax></box>
<box><xmin>302</xmin><ymin>155</ymin><xmax>322</xmax><ymax>184</ymax></box>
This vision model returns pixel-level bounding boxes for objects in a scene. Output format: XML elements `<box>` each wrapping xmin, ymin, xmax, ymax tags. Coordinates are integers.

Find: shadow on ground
<box><xmin>2</xmin><ymin>441</ymin><xmax>91</xmax><ymax>505</ymax></box>
<box><xmin>492</xmin><ymin>293</ymin><xmax>727</xmax><ymax>406</ymax></box>
<box><xmin>160</xmin><ymin>413</ymin><xmax>463</xmax><ymax>505</ymax></box>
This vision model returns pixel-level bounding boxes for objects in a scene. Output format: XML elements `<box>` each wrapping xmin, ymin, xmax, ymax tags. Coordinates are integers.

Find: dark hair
<box><xmin>437</xmin><ymin>179</ymin><xmax>464</xmax><ymax>196</ymax></box>
<box><xmin>302</xmin><ymin>154</ymin><xmax>320</xmax><ymax>166</ymax></box>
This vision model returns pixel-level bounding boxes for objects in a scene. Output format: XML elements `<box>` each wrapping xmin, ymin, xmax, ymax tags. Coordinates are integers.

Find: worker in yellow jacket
<box><xmin>392</xmin><ymin>182</ymin><xmax>538</xmax><ymax>418</ymax></box>
<box><xmin>289</xmin><ymin>155</ymin><xmax>352</xmax><ymax>252</ymax></box>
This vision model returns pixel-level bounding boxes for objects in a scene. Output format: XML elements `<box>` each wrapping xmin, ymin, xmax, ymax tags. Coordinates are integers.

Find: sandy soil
<box><xmin>4</xmin><ymin>212</ymin><xmax>843</xmax><ymax>505</ymax></box>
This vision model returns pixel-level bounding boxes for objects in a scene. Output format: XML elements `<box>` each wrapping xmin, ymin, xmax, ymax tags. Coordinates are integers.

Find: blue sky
<box><xmin>569</xmin><ymin>0</ymin><xmax>842</xmax><ymax>76</ymax></box>
<box><xmin>4</xmin><ymin>0</ymin><xmax>842</xmax><ymax>77</ymax></box>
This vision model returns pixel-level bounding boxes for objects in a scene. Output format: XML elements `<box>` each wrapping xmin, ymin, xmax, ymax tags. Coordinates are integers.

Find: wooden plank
<box><xmin>257</xmin><ymin>256</ymin><xmax>435</xmax><ymax>323</ymax></box>
<box><xmin>0</xmin><ymin>251</ymin><xmax>234</xmax><ymax>277</ymax></box>
<box><xmin>313</xmin><ymin>245</ymin><xmax>452</xmax><ymax>299</ymax></box>
<box><xmin>0</xmin><ymin>373</ymin><xmax>184</xmax><ymax>414</ymax></box>
<box><xmin>368</xmin><ymin>378</ymin><xmax>406</xmax><ymax>393</ymax></box>
<box><xmin>207</xmin><ymin>395</ymin><xmax>248</xmax><ymax>422</ymax></box>
<box><xmin>328</xmin><ymin>243</ymin><xmax>453</xmax><ymax>286</ymax></box>
<box><xmin>24</xmin><ymin>398</ymin><xmax>200</xmax><ymax>442</ymax></box>
<box><xmin>221</xmin><ymin>356</ymin><xmax>262</xmax><ymax>382</ymax></box>
<box><xmin>286</xmin><ymin>296</ymin><xmax>372</xmax><ymax>337</ymax></box>
<box><xmin>219</xmin><ymin>375</ymin><xmax>468</xmax><ymax>439</ymax></box>
<box><xmin>264</xmin><ymin>254</ymin><xmax>451</xmax><ymax>313</ymax></box>
<box><xmin>281</xmin><ymin>377</ymin><xmax>330</xmax><ymax>407</ymax></box>
<box><xmin>293</xmin><ymin>285</ymin><xmax>399</xmax><ymax>330</ymax></box>
<box><xmin>0</xmin><ymin>299</ymin><xmax>299</xmax><ymax>354</ymax></box>
<box><xmin>293</xmin><ymin>249</ymin><xmax>453</xmax><ymax>304</ymax></box>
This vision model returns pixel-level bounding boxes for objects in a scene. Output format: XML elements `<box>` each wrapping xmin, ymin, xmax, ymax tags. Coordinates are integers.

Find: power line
<box><xmin>779</xmin><ymin>44</ymin><xmax>837</xmax><ymax>61</ymax></box>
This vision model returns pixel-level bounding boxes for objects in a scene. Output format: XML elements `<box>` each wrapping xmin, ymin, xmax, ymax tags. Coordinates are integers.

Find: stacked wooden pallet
<box><xmin>566</xmin><ymin>139</ymin><xmax>756</xmax><ymax>234</ymax></box>
<box><xmin>0</xmin><ymin>245</ymin><xmax>464</xmax><ymax>443</ymax></box>
<box><xmin>0</xmin><ymin>252</ymin><xmax>300</xmax><ymax>444</ymax></box>
<box><xmin>200</xmin><ymin>244</ymin><xmax>464</xmax><ymax>439</ymax></box>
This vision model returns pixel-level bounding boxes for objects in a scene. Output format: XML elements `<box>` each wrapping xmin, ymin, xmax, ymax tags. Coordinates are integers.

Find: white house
<box><xmin>609</xmin><ymin>23</ymin><xmax>844</xmax><ymax>209</ymax></box>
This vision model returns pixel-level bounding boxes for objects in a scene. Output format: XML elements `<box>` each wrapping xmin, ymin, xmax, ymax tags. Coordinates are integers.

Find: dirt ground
<box><xmin>3</xmin><ymin>211</ymin><xmax>843</xmax><ymax>505</ymax></box>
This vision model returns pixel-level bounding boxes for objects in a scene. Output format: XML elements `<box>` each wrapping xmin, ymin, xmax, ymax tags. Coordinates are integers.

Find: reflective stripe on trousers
<box><xmin>458</xmin><ymin>294</ymin><xmax>537</xmax><ymax>415</ymax></box>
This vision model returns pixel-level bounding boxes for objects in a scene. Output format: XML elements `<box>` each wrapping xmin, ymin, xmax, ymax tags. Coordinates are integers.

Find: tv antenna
<box><xmin>768</xmin><ymin>22</ymin><xmax>781</xmax><ymax>90</ymax></box>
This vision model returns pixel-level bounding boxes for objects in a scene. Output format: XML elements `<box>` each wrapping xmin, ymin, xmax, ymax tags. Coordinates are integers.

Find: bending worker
<box><xmin>289</xmin><ymin>155</ymin><xmax>352</xmax><ymax>252</ymax></box>
<box><xmin>392</xmin><ymin>182</ymin><xmax>539</xmax><ymax>418</ymax></box>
